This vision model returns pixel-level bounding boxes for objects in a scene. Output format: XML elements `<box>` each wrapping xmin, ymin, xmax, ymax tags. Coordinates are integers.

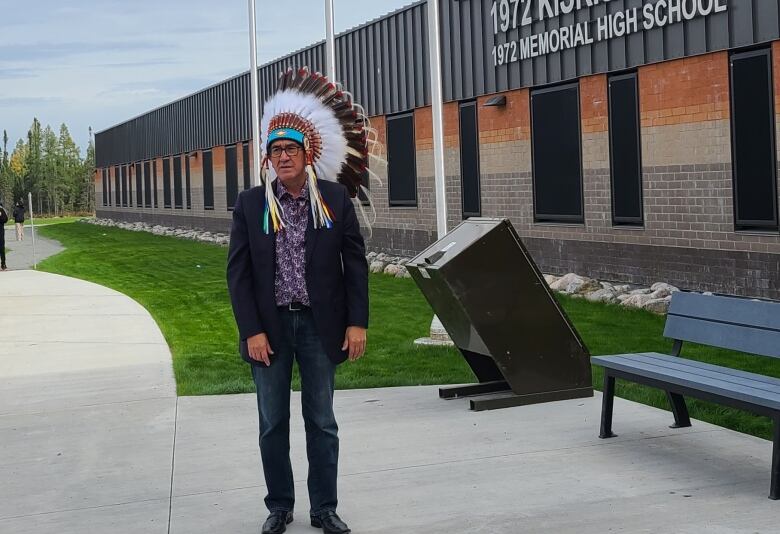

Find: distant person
<box><xmin>12</xmin><ymin>200</ymin><xmax>24</xmax><ymax>241</ymax></box>
<box><xmin>0</xmin><ymin>201</ymin><xmax>7</xmax><ymax>270</ymax></box>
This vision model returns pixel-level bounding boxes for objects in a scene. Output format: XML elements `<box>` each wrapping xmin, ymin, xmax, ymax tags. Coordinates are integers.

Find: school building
<box><xmin>94</xmin><ymin>0</ymin><xmax>780</xmax><ymax>299</ymax></box>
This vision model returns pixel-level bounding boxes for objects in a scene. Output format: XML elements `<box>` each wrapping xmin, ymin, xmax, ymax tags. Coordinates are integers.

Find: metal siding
<box><xmin>756</xmin><ymin>0</ymin><xmax>780</xmax><ymax>42</ymax></box>
<box><xmin>731</xmin><ymin>0</ymin><xmax>755</xmax><ymax>47</ymax></box>
<box><xmin>547</xmin><ymin>15</ymin><xmax>563</xmax><ymax>82</ymax></box>
<box><xmin>607</xmin><ymin>1</ymin><xmax>627</xmax><ymax>72</ymax></box>
<box><xmin>462</xmin><ymin>0</ymin><xmax>474</xmax><ymax>98</ymax></box>
<box><xmin>415</xmin><ymin>5</ymin><xmax>427</xmax><ymax>108</ymax></box>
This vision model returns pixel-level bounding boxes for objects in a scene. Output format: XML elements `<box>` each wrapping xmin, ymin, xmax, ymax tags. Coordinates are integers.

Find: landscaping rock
<box><xmin>549</xmin><ymin>273</ymin><xmax>581</xmax><ymax>292</ymax></box>
<box><xmin>644</xmin><ymin>298</ymin><xmax>672</xmax><ymax>314</ymax></box>
<box><xmin>585</xmin><ymin>288</ymin><xmax>618</xmax><ymax>304</ymax></box>
<box><xmin>622</xmin><ymin>294</ymin><xmax>654</xmax><ymax>309</ymax></box>
<box><xmin>544</xmin><ymin>274</ymin><xmax>560</xmax><ymax>286</ymax></box>
<box><xmin>395</xmin><ymin>266</ymin><xmax>411</xmax><ymax>278</ymax></box>
<box><xmin>571</xmin><ymin>277</ymin><xmax>601</xmax><ymax>295</ymax></box>
<box><xmin>649</xmin><ymin>282</ymin><xmax>679</xmax><ymax>299</ymax></box>
<box><xmin>369</xmin><ymin>261</ymin><xmax>386</xmax><ymax>274</ymax></box>
<box><xmin>383</xmin><ymin>264</ymin><xmax>401</xmax><ymax>276</ymax></box>
<box><xmin>629</xmin><ymin>288</ymin><xmax>653</xmax><ymax>296</ymax></box>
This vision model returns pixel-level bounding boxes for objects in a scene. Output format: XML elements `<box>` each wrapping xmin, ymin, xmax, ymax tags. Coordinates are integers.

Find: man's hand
<box><xmin>247</xmin><ymin>333</ymin><xmax>274</xmax><ymax>366</ymax></box>
<box><xmin>342</xmin><ymin>326</ymin><xmax>367</xmax><ymax>362</ymax></box>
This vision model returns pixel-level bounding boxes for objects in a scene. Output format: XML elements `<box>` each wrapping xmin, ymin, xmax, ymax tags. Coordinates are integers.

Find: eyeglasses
<box><xmin>269</xmin><ymin>145</ymin><xmax>301</xmax><ymax>158</ymax></box>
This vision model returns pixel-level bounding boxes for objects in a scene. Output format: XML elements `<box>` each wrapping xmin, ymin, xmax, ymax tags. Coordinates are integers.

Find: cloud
<box><xmin>0</xmin><ymin>96</ymin><xmax>62</xmax><ymax>107</ymax></box>
<box><xmin>0</xmin><ymin>40</ymin><xmax>170</xmax><ymax>62</ymax></box>
<box><xmin>0</xmin><ymin>67</ymin><xmax>38</xmax><ymax>80</ymax></box>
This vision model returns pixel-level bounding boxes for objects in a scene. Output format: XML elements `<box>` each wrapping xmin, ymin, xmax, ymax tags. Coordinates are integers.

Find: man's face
<box><xmin>269</xmin><ymin>140</ymin><xmax>306</xmax><ymax>185</ymax></box>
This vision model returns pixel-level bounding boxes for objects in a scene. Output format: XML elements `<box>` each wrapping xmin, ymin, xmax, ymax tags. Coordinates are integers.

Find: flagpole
<box><xmin>325</xmin><ymin>0</ymin><xmax>337</xmax><ymax>81</ymax></box>
<box><xmin>248</xmin><ymin>0</ymin><xmax>262</xmax><ymax>187</ymax></box>
<box><xmin>426</xmin><ymin>0</ymin><xmax>452</xmax><ymax>344</ymax></box>
<box><xmin>427</xmin><ymin>0</ymin><xmax>447</xmax><ymax>239</ymax></box>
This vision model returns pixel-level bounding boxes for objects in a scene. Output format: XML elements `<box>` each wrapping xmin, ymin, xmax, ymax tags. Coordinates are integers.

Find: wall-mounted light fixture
<box><xmin>483</xmin><ymin>95</ymin><xmax>507</xmax><ymax>107</ymax></box>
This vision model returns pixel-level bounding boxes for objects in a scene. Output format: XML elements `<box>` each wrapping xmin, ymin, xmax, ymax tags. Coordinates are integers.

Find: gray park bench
<box><xmin>592</xmin><ymin>291</ymin><xmax>780</xmax><ymax>499</ymax></box>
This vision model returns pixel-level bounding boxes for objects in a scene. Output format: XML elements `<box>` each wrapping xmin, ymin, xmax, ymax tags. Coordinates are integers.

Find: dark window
<box><xmin>115</xmin><ymin>166</ymin><xmax>120</xmax><ymax>206</ymax></box>
<box><xmin>226</xmin><ymin>145</ymin><xmax>238</xmax><ymax>210</ymax></box>
<box><xmin>185</xmin><ymin>155</ymin><xmax>192</xmax><ymax>209</ymax></box>
<box><xmin>531</xmin><ymin>83</ymin><xmax>583</xmax><ymax>223</ymax></box>
<box><xmin>144</xmin><ymin>161</ymin><xmax>152</xmax><ymax>207</ymax></box>
<box><xmin>358</xmin><ymin>169</ymin><xmax>370</xmax><ymax>205</ymax></box>
<box><xmin>730</xmin><ymin>48</ymin><xmax>779</xmax><ymax>231</ymax></box>
<box><xmin>102</xmin><ymin>169</ymin><xmax>108</xmax><ymax>206</ymax></box>
<box><xmin>459</xmin><ymin>101</ymin><xmax>481</xmax><ymax>218</ymax></box>
<box><xmin>128</xmin><ymin>165</ymin><xmax>133</xmax><ymax>207</ymax></box>
<box><xmin>153</xmin><ymin>160</ymin><xmax>159</xmax><ymax>208</ymax></box>
<box><xmin>121</xmin><ymin>165</ymin><xmax>128</xmax><ymax>207</ymax></box>
<box><xmin>203</xmin><ymin>150</ymin><xmax>214</xmax><ymax>210</ymax></box>
<box><xmin>609</xmin><ymin>72</ymin><xmax>643</xmax><ymax>225</ymax></box>
<box><xmin>135</xmin><ymin>163</ymin><xmax>143</xmax><ymax>207</ymax></box>
<box><xmin>163</xmin><ymin>157</ymin><xmax>172</xmax><ymax>208</ymax></box>
<box><xmin>242</xmin><ymin>143</ymin><xmax>251</xmax><ymax>190</ymax></box>
<box><xmin>387</xmin><ymin>112</ymin><xmax>417</xmax><ymax>206</ymax></box>
<box><xmin>173</xmin><ymin>156</ymin><xmax>183</xmax><ymax>209</ymax></box>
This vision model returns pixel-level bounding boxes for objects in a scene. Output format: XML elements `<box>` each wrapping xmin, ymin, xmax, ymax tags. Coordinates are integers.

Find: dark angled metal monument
<box><xmin>406</xmin><ymin>218</ymin><xmax>592</xmax><ymax>411</ymax></box>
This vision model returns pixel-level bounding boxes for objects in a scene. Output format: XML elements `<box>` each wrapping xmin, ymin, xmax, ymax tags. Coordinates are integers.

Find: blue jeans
<box><xmin>251</xmin><ymin>308</ymin><xmax>339</xmax><ymax>517</ymax></box>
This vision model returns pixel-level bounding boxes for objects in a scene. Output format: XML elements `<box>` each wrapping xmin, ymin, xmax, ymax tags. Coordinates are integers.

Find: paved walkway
<box><xmin>2</xmin><ymin>225</ymin><xmax>64</xmax><ymax>270</ymax></box>
<box><xmin>1</xmin><ymin>271</ymin><xmax>778</xmax><ymax>533</ymax></box>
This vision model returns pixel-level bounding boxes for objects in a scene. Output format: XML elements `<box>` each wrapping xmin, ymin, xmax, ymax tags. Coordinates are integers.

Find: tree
<box><xmin>3</xmin><ymin>119</ymin><xmax>96</xmax><ymax>216</ymax></box>
<box><xmin>9</xmin><ymin>139</ymin><xmax>28</xmax><ymax>203</ymax></box>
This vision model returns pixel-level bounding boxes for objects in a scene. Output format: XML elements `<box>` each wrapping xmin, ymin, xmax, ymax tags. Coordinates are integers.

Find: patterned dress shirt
<box><xmin>274</xmin><ymin>180</ymin><xmax>311</xmax><ymax>306</ymax></box>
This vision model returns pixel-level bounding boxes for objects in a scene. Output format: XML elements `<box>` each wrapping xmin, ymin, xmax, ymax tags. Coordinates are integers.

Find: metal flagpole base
<box><xmin>468</xmin><ymin>387</ymin><xmax>594</xmax><ymax>412</ymax></box>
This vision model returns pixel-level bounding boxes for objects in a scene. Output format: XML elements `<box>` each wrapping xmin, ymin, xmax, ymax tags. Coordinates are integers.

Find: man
<box><xmin>12</xmin><ymin>200</ymin><xmax>24</xmax><ymax>241</ymax></box>
<box><xmin>0</xmin><ymin>201</ymin><xmax>8</xmax><ymax>270</ymax></box>
<box><xmin>227</xmin><ymin>68</ymin><xmax>370</xmax><ymax>534</ymax></box>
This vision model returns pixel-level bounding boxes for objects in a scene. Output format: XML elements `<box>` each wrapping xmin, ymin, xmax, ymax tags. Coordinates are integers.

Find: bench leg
<box><xmin>599</xmin><ymin>373</ymin><xmax>617</xmax><ymax>439</ymax></box>
<box><xmin>666</xmin><ymin>391</ymin><xmax>691</xmax><ymax>429</ymax></box>
<box><xmin>771</xmin><ymin>417</ymin><xmax>779</xmax><ymax>500</ymax></box>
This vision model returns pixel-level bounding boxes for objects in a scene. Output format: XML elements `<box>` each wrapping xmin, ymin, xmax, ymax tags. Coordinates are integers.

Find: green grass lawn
<box><xmin>38</xmin><ymin>222</ymin><xmax>778</xmax><ymax>440</ymax></box>
<box><xmin>32</xmin><ymin>215</ymin><xmax>90</xmax><ymax>226</ymax></box>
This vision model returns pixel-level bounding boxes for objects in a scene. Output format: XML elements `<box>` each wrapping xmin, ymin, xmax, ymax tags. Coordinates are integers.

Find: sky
<box><xmin>0</xmin><ymin>0</ymin><xmax>417</xmax><ymax>155</ymax></box>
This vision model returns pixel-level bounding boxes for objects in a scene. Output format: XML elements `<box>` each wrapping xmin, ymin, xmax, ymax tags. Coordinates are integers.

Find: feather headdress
<box><xmin>259</xmin><ymin>66</ymin><xmax>382</xmax><ymax>233</ymax></box>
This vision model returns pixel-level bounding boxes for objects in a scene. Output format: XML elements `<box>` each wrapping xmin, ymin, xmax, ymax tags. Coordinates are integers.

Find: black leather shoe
<box><xmin>311</xmin><ymin>511</ymin><xmax>350</xmax><ymax>534</ymax></box>
<box><xmin>261</xmin><ymin>511</ymin><xmax>293</xmax><ymax>534</ymax></box>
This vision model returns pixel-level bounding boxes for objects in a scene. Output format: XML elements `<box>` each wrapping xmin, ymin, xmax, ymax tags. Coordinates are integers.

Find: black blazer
<box><xmin>227</xmin><ymin>179</ymin><xmax>369</xmax><ymax>365</ymax></box>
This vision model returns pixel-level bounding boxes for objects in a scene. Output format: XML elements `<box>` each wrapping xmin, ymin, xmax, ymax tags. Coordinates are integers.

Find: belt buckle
<box><xmin>288</xmin><ymin>302</ymin><xmax>304</xmax><ymax>312</ymax></box>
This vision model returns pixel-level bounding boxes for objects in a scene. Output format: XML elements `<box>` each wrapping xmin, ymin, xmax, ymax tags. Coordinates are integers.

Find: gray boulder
<box><xmin>369</xmin><ymin>261</ymin><xmax>385</xmax><ymax>274</ymax></box>
<box><xmin>622</xmin><ymin>294</ymin><xmax>653</xmax><ymax>309</ymax></box>
<box><xmin>383</xmin><ymin>264</ymin><xmax>401</xmax><ymax>276</ymax></box>
<box><xmin>629</xmin><ymin>288</ymin><xmax>653</xmax><ymax>296</ymax></box>
<box><xmin>585</xmin><ymin>288</ymin><xmax>618</xmax><ymax>304</ymax></box>
<box><xmin>644</xmin><ymin>298</ymin><xmax>671</xmax><ymax>314</ymax></box>
<box><xmin>549</xmin><ymin>273</ymin><xmax>581</xmax><ymax>292</ymax></box>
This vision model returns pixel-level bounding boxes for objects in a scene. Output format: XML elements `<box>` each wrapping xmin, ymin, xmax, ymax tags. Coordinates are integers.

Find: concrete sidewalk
<box><xmin>2</xmin><ymin>225</ymin><xmax>64</xmax><ymax>270</ymax></box>
<box><xmin>1</xmin><ymin>271</ymin><xmax>777</xmax><ymax>533</ymax></box>
<box><xmin>0</xmin><ymin>271</ymin><xmax>176</xmax><ymax>533</ymax></box>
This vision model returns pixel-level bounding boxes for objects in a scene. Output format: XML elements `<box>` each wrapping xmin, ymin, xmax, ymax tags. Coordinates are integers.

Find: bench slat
<box><xmin>626</xmin><ymin>353</ymin><xmax>780</xmax><ymax>392</ymax></box>
<box><xmin>663</xmin><ymin>315</ymin><xmax>780</xmax><ymax>359</ymax></box>
<box><xmin>668</xmin><ymin>292</ymin><xmax>780</xmax><ymax>331</ymax></box>
<box><xmin>592</xmin><ymin>355</ymin><xmax>780</xmax><ymax>410</ymax></box>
